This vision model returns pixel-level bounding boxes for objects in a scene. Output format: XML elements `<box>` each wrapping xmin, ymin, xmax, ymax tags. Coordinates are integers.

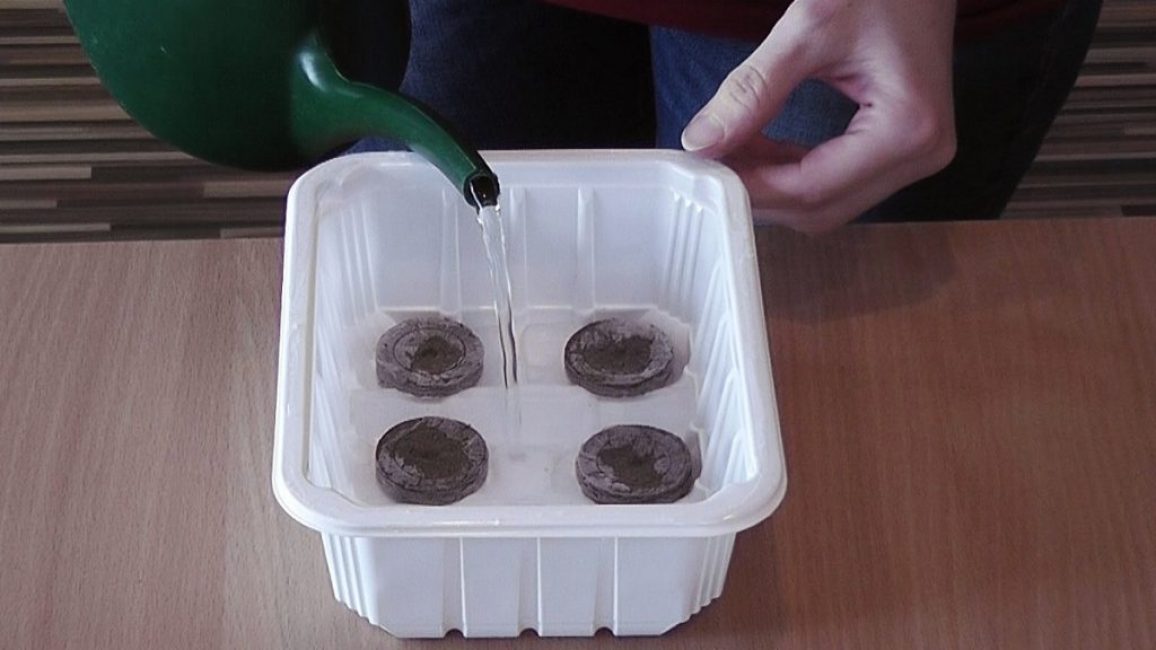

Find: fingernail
<box><xmin>681</xmin><ymin>113</ymin><xmax>724</xmax><ymax>151</ymax></box>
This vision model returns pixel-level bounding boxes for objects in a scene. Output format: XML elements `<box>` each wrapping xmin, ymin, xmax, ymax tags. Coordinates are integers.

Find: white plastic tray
<box><xmin>272</xmin><ymin>150</ymin><xmax>786</xmax><ymax>637</ymax></box>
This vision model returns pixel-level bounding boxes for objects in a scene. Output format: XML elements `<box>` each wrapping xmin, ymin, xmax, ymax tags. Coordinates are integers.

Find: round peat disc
<box><xmin>563</xmin><ymin>318</ymin><xmax>675</xmax><ymax>397</ymax></box>
<box><xmin>375</xmin><ymin>416</ymin><xmax>488</xmax><ymax>505</ymax></box>
<box><xmin>376</xmin><ymin>317</ymin><xmax>483</xmax><ymax>397</ymax></box>
<box><xmin>575</xmin><ymin>424</ymin><xmax>694</xmax><ymax>505</ymax></box>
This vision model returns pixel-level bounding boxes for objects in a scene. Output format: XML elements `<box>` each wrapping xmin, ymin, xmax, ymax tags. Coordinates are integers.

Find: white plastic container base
<box><xmin>272</xmin><ymin>150</ymin><xmax>787</xmax><ymax>638</ymax></box>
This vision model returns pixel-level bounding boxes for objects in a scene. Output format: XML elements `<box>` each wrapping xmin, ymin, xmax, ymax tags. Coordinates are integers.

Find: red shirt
<box><xmin>546</xmin><ymin>0</ymin><xmax>1065</xmax><ymax>42</ymax></box>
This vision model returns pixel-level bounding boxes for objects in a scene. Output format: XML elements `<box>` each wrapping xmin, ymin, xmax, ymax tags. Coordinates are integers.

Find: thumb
<box><xmin>681</xmin><ymin>36</ymin><xmax>811</xmax><ymax>158</ymax></box>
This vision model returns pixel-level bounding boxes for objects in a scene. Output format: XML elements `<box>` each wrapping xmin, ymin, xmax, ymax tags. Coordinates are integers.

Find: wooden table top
<box><xmin>2</xmin><ymin>218</ymin><xmax>1154</xmax><ymax>649</ymax></box>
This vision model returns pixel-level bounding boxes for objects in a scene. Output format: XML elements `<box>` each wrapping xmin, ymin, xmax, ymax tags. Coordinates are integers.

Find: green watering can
<box><xmin>63</xmin><ymin>0</ymin><xmax>500</xmax><ymax>207</ymax></box>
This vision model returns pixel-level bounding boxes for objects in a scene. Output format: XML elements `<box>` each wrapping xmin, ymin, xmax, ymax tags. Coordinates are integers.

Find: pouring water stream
<box><xmin>469</xmin><ymin>178</ymin><xmax>522</xmax><ymax>440</ymax></box>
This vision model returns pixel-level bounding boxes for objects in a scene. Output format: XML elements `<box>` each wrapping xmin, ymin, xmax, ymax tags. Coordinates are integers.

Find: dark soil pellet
<box><xmin>575</xmin><ymin>424</ymin><xmax>694</xmax><ymax>504</ymax></box>
<box><xmin>375</xmin><ymin>416</ymin><xmax>488</xmax><ymax>505</ymax></box>
<box><xmin>564</xmin><ymin>318</ymin><xmax>674</xmax><ymax>397</ymax></box>
<box><xmin>376</xmin><ymin>317</ymin><xmax>483</xmax><ymax>397</ymax></box>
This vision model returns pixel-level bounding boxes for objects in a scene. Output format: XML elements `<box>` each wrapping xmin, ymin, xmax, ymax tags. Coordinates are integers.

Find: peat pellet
<box><xmin>564</xmin><ymin>318</ymin><xmax>674</xmax><ymax>397</ymax></box>
<box><xmin>575</xmin><ymin>425</ymin><xmax>694</xmax><ymax>505</ymax></box>
<box><xmin>375</xmin><ymin>416</ymin><xmax>488</xmax><ymax>505</ymax></box>
<box><xmin>376</xmin><ymin>317</ymin><xmax>483</xmax><ymax>397</ymax></box>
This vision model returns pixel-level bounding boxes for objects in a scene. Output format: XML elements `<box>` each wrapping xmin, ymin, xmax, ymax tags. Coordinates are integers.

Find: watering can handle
<box><xmin>291</xmin><ymin>32</ymin><xmax>499</xmax><ymax>207</ymax></box>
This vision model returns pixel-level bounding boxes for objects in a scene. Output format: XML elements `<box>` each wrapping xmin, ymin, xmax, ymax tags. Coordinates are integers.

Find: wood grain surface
<box><xmin>1</xmin><ymin>0</ymin><xmax>1155</xmax><ymax>240</ymax></box>
<box><xmin>1</xmin><ymin>218</ymin><xmax>1154</xmax><ymax>648</ymax></box>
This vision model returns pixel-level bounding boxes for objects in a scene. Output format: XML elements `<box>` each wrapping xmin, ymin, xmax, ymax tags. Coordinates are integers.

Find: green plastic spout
<box><xmin>63</xmin><ymin>0</ymin><xmax>498</xmax><ymax>207</ymax></box>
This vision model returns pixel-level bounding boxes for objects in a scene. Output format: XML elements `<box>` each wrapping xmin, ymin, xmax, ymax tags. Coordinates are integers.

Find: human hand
<box><xmin>681</xmin><ymin>0</ymin><xmax>959</xmax><ymax>233</ymax></box>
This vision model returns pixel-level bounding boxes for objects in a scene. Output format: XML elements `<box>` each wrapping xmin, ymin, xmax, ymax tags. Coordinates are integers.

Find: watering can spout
<box><xmin>63</xmin><ymin>1</ymin><xmax>498</xmax><ymax>209</ymax></box>
<box><xmin>291</xmin><ymin>33</ymin><xmax>500</xmax><ymax>208</ymax></box>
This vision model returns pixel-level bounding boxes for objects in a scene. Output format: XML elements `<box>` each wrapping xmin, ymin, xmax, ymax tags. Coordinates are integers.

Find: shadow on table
<box><xmin>755</xmin><ymin>223</ymin><xmax>957</xmax><ymax>323</ymax></box>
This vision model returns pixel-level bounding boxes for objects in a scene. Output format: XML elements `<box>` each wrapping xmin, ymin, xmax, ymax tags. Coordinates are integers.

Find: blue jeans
<box><xmin>347</xmin><ymin>0</ymin><xmax>1101</xmax><ymax>222</ymax></box>
<box><xmin>347</xmin><ymin>0</ymin><xmax>655</xmax><ymax>151</ymax></box>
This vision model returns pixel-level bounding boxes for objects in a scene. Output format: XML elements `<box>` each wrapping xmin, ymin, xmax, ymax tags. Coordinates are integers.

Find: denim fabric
<box><xmin>650</xmin><ymin>0</ymin><xmax>1103</xmax><ymax>221</ymax></box>
<box><xmin>346</xmin><ymin>0</ymin><xmax>654</xmax><ymax>153</ymax></box>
